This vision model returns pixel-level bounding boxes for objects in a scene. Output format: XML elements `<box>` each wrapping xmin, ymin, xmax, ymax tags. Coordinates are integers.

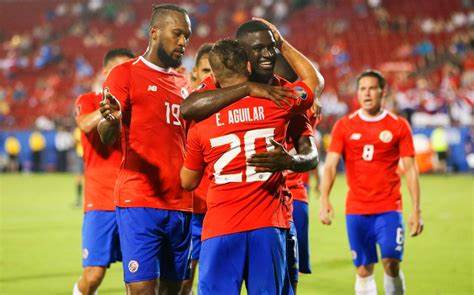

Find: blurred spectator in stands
<box><xmin>55</xmin><ymin>125</ymin><xmax>74</xmax><ymax>172</ymax></box>
<box><xmin>4</xmin><ymin>135</ymin><xmax>21</xmax><ymax>172</ymax></box>
<box><xmin>75</xmin><ymin>56</ymin><xmax>93</xmax><ymax>79</ymax></box>
<box><xmin>320</xmin><ymin>87</ymin><xmax>348</xmax><ymax>117</ymax></box>
<box><xmin>414</xmin><ymin>39</ymin><xmax>434</xmax><ymax>58</ymax></box>
<box><xmin>34</xmin><ymin>43</ymin><xmax>61</xmax><ymax>69</ymax></box>
<box><xmin>431</xmin><ymin>126</ymin><xmax>449</xmax><ymax>173</ymax></box>
<box><xmin>29</xmin><ymin>130</ymin><xmax>46</xmax><ymax>172</ymax></box>
<box><xmin>13</xmin><ymin>82</ymin><xmax>26</xmax><ymax>101</ymax></box>
<box><xmin>352</xmin><ymin>0</ymin><xmax>368</xmax><ymax>18</ymax></box>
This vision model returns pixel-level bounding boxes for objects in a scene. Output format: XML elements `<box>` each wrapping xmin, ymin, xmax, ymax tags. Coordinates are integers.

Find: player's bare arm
<box><xmin>402</xmin><ymin>156</ymin><xmax>424</xmax><ymax>237</ymax></box>
<box><xmin>180</xmin><ymin>167</ymin><xmax>203</xmax><ymax>191</ymax></box>
<box><xmin>180</xmin><ymin>81</ymin><xmax>293</xmax><ymax>121</ymax></box>
<box><xmin>75</xmin><ymin>110</ymin><xmax>103</xmax><ymax>134</ymax></box>
<box><xmin>253</xmin><ymin>17</ymin><xmax>325</xmax><ymax>97</ymax></box>
<box><xmin>319</xmin><ymin>152</ymin><xmax>341</xmax><ymax>225</ymax></box>
<box><xmin>247</xmin><ymin>136</ymin><xmax>318</xmax><ymax>173</ymax></box>
<box><xmin>97</xmin><ymin>89</ymin><xmax>121</xmax><ymax>145</ymax></box>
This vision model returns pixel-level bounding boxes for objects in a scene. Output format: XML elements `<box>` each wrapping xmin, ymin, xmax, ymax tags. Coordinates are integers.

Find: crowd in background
<box><xmin>0</xmin><ymin>0</ymin><xmax>473</xmax><ymax>173</ymax></box>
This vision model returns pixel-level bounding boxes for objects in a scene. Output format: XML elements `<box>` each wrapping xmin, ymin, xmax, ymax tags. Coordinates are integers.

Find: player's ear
<box><xmin>246</xmin><ymin>61</ymin><xmax>251</xmax><ymax>73</ymax></box>
<box><xmin>149</xmin><ymin>26</ymin><xmax>160</xmax><ymax>41</ymax></box>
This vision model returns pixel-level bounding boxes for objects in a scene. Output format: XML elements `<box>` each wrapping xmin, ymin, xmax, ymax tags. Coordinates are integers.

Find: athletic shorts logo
<box><xmin>293</xmin><ymin>86</ymin><xmax>308</xmax><ymax>100</ymax></box>
<box><xmin>351</xmin><ymin>250</ymin><xmax>357</xmax><ymax>260</ymax></box>
<box><xmin>128</xmin><ymin>260</ymin><xmax>139</xmax><ymax>273</ymax></box>
<box><xmin>82</xmin><ymin>248</ymin><xmax>89</xmax><ymax>259</ymax></box>
<box><xmin>379</xmin><ymin>130</ymin><xmax>393</xmax><ymax>143</ymax></box>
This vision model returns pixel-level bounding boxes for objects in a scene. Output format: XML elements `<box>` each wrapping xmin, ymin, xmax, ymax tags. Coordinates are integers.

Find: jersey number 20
<box><xmin>210</xmin><ymin>128</ymin><xmax>275</xmax><ymax>184</ymax></box>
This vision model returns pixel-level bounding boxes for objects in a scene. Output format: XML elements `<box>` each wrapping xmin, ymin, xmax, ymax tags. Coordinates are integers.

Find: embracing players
<box><xmin>319</xmin><ymin>70</ymin><xmax>423</xmax><ymax>295</ymax></box>
<box><xmin>73</xmin><ymin>48</ymin><xmax>134</xmax><ymax>295</ymax></box>
<box><xmin>98</xmin><ymin>4</ymin><xmax>194</xmax><ymax>294</ymax></box>
<box><xmin>181</xmin><ymin>35</ymin><xmax>319</xmax><ymax>294</ymax></box>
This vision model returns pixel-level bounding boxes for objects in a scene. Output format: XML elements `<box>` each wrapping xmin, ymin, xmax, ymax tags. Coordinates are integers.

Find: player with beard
<box><xmin>97</xmin><ymin>4</ymin><xmax>193</xmax><ymax>295</ymax></box>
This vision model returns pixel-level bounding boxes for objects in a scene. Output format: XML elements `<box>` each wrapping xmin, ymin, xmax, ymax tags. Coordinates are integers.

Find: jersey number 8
<box><xmin>362</xmin><ymin>144</ymin><xmax>374</xmax><ymax>161</ymax></box>
<box><xmin>210</xmin><ymin>128</ymin><xmax>275</xmax><ymax>184</ymax></box>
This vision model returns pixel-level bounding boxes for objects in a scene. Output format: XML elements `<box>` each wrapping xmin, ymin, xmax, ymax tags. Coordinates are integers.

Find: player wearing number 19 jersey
<box><xmin>320</xmin><ymin>70</ymin><xmax>423</xmax><ymax>295</ymax></box>
<box><xmin>181</xmin><ymin>40</ymin><xmax>315</xmax><ymax>295</ymax></box>
<box><xmin>98</xmin><ymin>5</ymin><xmax>193</xmax><ymax>294</ymax></box>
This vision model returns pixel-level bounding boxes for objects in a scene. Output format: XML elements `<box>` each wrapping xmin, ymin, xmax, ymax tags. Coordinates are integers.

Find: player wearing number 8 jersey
<box><xmin>181</xmin><ymin>39</ymin><xmax>317</xmax><ymax>295</ymax></box>
<box><xmin>320</xmin><ymin>70</ymin><xmax>423</xmax><ymax>295</ymax></box>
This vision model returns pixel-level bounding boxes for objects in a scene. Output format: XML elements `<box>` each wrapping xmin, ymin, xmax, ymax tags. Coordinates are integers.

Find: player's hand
<box><xmin>246</xmin><ymin>82</ymin><xmax>295</xmax><ymax>107</ymax></box>
<box><xmin>408</xmin><ymin>211</ymin><xmax>424</xmax><ymax>237</ymax></box>
<box><xmin>252</xmin><ymin>17</ymin><xmax>283</xmax><ymax>48</ymax></box>
<box><xmin>247</xmin><ymin>139</ymin><xmax>294</xmax><ymax>172</ymax></box>
<box><xmin>100</xmin><ymin>88</ymin><xmax>121</xmax><ymax>121</ymax></box>
<box><xmin>319</xmin><ymin>200</ymin><xmax>334</xmax><ymax>225</ymax></box>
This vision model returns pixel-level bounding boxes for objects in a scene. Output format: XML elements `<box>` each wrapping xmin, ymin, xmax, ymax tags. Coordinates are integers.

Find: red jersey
<box><xmin>75</xmin><ymin>92</ymin><xmax>122</xmax><ymax>212</ymax></box>
<box><xmin>184</xmin><ymin>76</ymin><xmax>314</xmax><ymax>240</ymax></box>
<box><xmin>103</xmin><ymin>56</ymin><xmax>192</xmax><ymax>211</ymax></box>
<box><xmin>329</xmin><ymin>109</ymin><xmax>415</xmax><ymax>214</ymax></box>
<box><xmin>285</xmin><ymin>109</ymin><xmax>319</xmax><ymax>203</ymax></box>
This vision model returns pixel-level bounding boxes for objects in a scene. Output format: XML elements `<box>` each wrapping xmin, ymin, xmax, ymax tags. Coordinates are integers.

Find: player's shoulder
<box><xmin>75</xmin><ymin>91</ymin><xmax>99</xmax><ymax>104</ymax></box>
<box><xmin>383</xmin><ymin>110</ymin><xmax>410</xmax><ymax>127</ymax></box>
<box><xmin>196</xmin><ymin>76</ymin><xmax>217</xmax><ymax>91</ymax></box>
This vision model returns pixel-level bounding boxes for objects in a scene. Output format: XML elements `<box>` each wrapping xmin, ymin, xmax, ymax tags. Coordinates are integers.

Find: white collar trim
<box><xmin>357</xmin><ymin>109</ymin><xmax>388</xmax><ymax>122</ymax></box>
<box><xmin>139</xmin><ymin>56</ymin><xmax>171</xmax><ymax>73</ymax></box>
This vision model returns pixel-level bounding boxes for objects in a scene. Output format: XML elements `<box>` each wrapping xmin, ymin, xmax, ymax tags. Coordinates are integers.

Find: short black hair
<box><xmin>149</xmin><ymin>4</ymin><xmax>188</xmax><ymax>28</ymax></box>
<box><xmin>209</xmin><ymin>39</ymin><xmax>248</xmax><ymax>77</ymax></box>
<box><xmin>236</xmin><ymin>20</ymin><xmax>271</xmax><ymax>39</ymax></box>
<box><xmin>356</xmin><ymin>69</ymin><xmax>386</xmax><ymax>89</ymax></box>
<box><xmin>103</xmin><ymin>48</ymin><xmax>134</xmax><ymax>67</ymax></box>
<box><xmin>195</xmin><ymin>43</ymin><xmax>213</xmax><ymax>67</ymax></box>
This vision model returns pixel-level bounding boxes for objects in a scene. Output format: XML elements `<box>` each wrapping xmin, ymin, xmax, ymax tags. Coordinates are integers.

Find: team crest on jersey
<box><xmin>350</xmin><ymin>133</ymin><xmax>361</xmax><ymax>140</ymax></box>
<box><xmin>128</xmin><ymin>260</ymin><xmax>139</xmax><ymax>273</ymax></box>
<box><xmin>379</xmin><ymin>130</ymin><xmax>393</xmax><ymax>143</ymax></box>
<box><xmin>293</xmin><ymin>86</ymin><xmax>308</xmax><ymax>100</ymax></box>
<box><xmin>82</xmin><ymin>248</ymin><xmax>89</xmax><ymax>259</ymax></box>
<box><xmin>181</xmin><ymin>87</ymin><xmax>189</xmax><ymax>99</ymax></box>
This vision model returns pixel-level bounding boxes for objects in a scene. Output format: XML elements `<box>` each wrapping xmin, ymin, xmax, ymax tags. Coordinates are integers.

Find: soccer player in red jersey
<box><xmin>180</xmin><ymin>37</ymin><xmax>318</xmax><ymax>295</ymax></box>
<box><xmin>72</xmin><ymin>48</ymin><xmax>134</xmax><ymax>295</ymax></box>
<box><xmin>181</xmin><ymin>43</ymin><xmax>213</xmax><ymax>295</ymax></box>
<box><xmin>97</xmin><ymin>4</ymin><xmax>193</xmax><ymax>294</ymax></box>
<box><xmin>320</xmin><ymin>70</ymin><xmax>424</xmax><ymax>295</ymax></box>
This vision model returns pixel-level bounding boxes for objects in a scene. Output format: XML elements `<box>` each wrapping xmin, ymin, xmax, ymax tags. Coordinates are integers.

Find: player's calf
<box><xmin>382</xmin><ymin>259</ymin><xmax>405</xmax><ymax>295</ymax></box>
<box><xmin>74</xmin><ymin>266</ymin><xmax>106</xmax><ymax>295</ymax></box>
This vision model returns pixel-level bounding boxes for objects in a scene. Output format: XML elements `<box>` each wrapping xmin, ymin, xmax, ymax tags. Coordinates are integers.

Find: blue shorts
<box><xmin>293</xmin><ymin>200</ymin><xmax>312</xmax><ymax>273</ymax></box>
<box><xmin>82</xmin><ymin>210</ymin><xmax>121</xmax><ymax>267</ymax></box>
<box><xmin>116</xmin><ymin>207</ymin><xmax>192</xmax><ymax>283</ymax></box>
<box><xmin>286</xmin><ymin>222</ymin><xmax>299</xmax><ymax>283</ymax></box>
<box><xmin>198</xmin><ymin>227</ymin><xmax>287</xmax><ymax>295</ymax></box>
<box><xmin>191</xmin><ymin>213</ymin><xmax>205</xmax><ymax>260</ymax></box>
<box><xmin>346</xmin><ymin>211</ymin><xmax>405</xmax><ymax>267</ymax></box>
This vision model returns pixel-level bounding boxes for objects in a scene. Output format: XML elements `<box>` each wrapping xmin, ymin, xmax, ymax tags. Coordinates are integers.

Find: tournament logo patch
<box><xmin>379</xmin><ymin>130</ymin><xmax>393</xmax><ymax>143</ymax></box>
<box><xmin>293</xmin><ymin>86</ymin><xmax>308</xmax><ymax>100</ymax></box>
<box><xmin>181</xmin><ymin>87</ymin><xmax>190</xmax><ymax>99</ymax></box>
<box><xmin>128</xmin><ymin>260</ymin><xmax>139</xmax><ymax>273</ymax></box>
<box><xmin>82</xmin><ymin>248</ymin><xmax>89</xmax><ymax>259</ymax></box>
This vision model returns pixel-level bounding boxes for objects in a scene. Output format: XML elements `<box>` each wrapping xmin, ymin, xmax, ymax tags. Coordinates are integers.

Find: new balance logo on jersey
<box><xmin>350</xmin><ymin>133</ymin><xmax>362</xmax><ymax>140</ymax></box>
<box><xmin>147</xmin><ymin>85</ymin><xmax>158</xmax><ymax>92</ymax></box>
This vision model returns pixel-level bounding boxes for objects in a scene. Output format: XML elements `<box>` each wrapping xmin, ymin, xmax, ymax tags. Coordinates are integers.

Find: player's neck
<box><xmin>219</xmin><ymin>76</ymin><xmax>248</xmax><ymax>88</ymax></box>
<box><xmin>142</xmin><ymin>50</ymin><xmax>168</xmax><ymax>69</ymax></box>
<box><xmin>360</xmin><ymin>108</ymin><xmax>384</xmax><ymax>118</ymax></box>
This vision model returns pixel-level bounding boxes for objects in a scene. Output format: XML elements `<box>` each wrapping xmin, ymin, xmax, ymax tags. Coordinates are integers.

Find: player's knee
<box><xmin>356</xmin><ymin>264</ymin><xmax>374</xmax><ymax>277</ymax></box>
<box><xmin>83</xmin><ymin>267</ymin><xmax>105</xmax><ymax>288</ymax></box>
<box><xmin>382</xmin><ymin>258</ymin><xmax>400</xmax><ymax>277</ymax></box>
<box><xmin>128</xmin><ymin>280</ymin><xmax>156</xmax><ymax>295</ymax></box>
<box><xmin>159</xmin><ymin>279</ymin><xmax>183</xmax><ymax>294</ymax></box>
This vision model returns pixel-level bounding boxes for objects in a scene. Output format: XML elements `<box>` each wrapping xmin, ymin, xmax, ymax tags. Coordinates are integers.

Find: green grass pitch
<box><xmin>0</xmin><ymin>174</ymin><xmax>472</xmax><ymax>294</ymax></box>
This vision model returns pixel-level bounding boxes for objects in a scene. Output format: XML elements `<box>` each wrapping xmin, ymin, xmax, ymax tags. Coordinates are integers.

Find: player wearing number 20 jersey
<box><xmin>182</xmin><ymin>39</ymin><xmax>315</xmax><ymax>295</ymax></box>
